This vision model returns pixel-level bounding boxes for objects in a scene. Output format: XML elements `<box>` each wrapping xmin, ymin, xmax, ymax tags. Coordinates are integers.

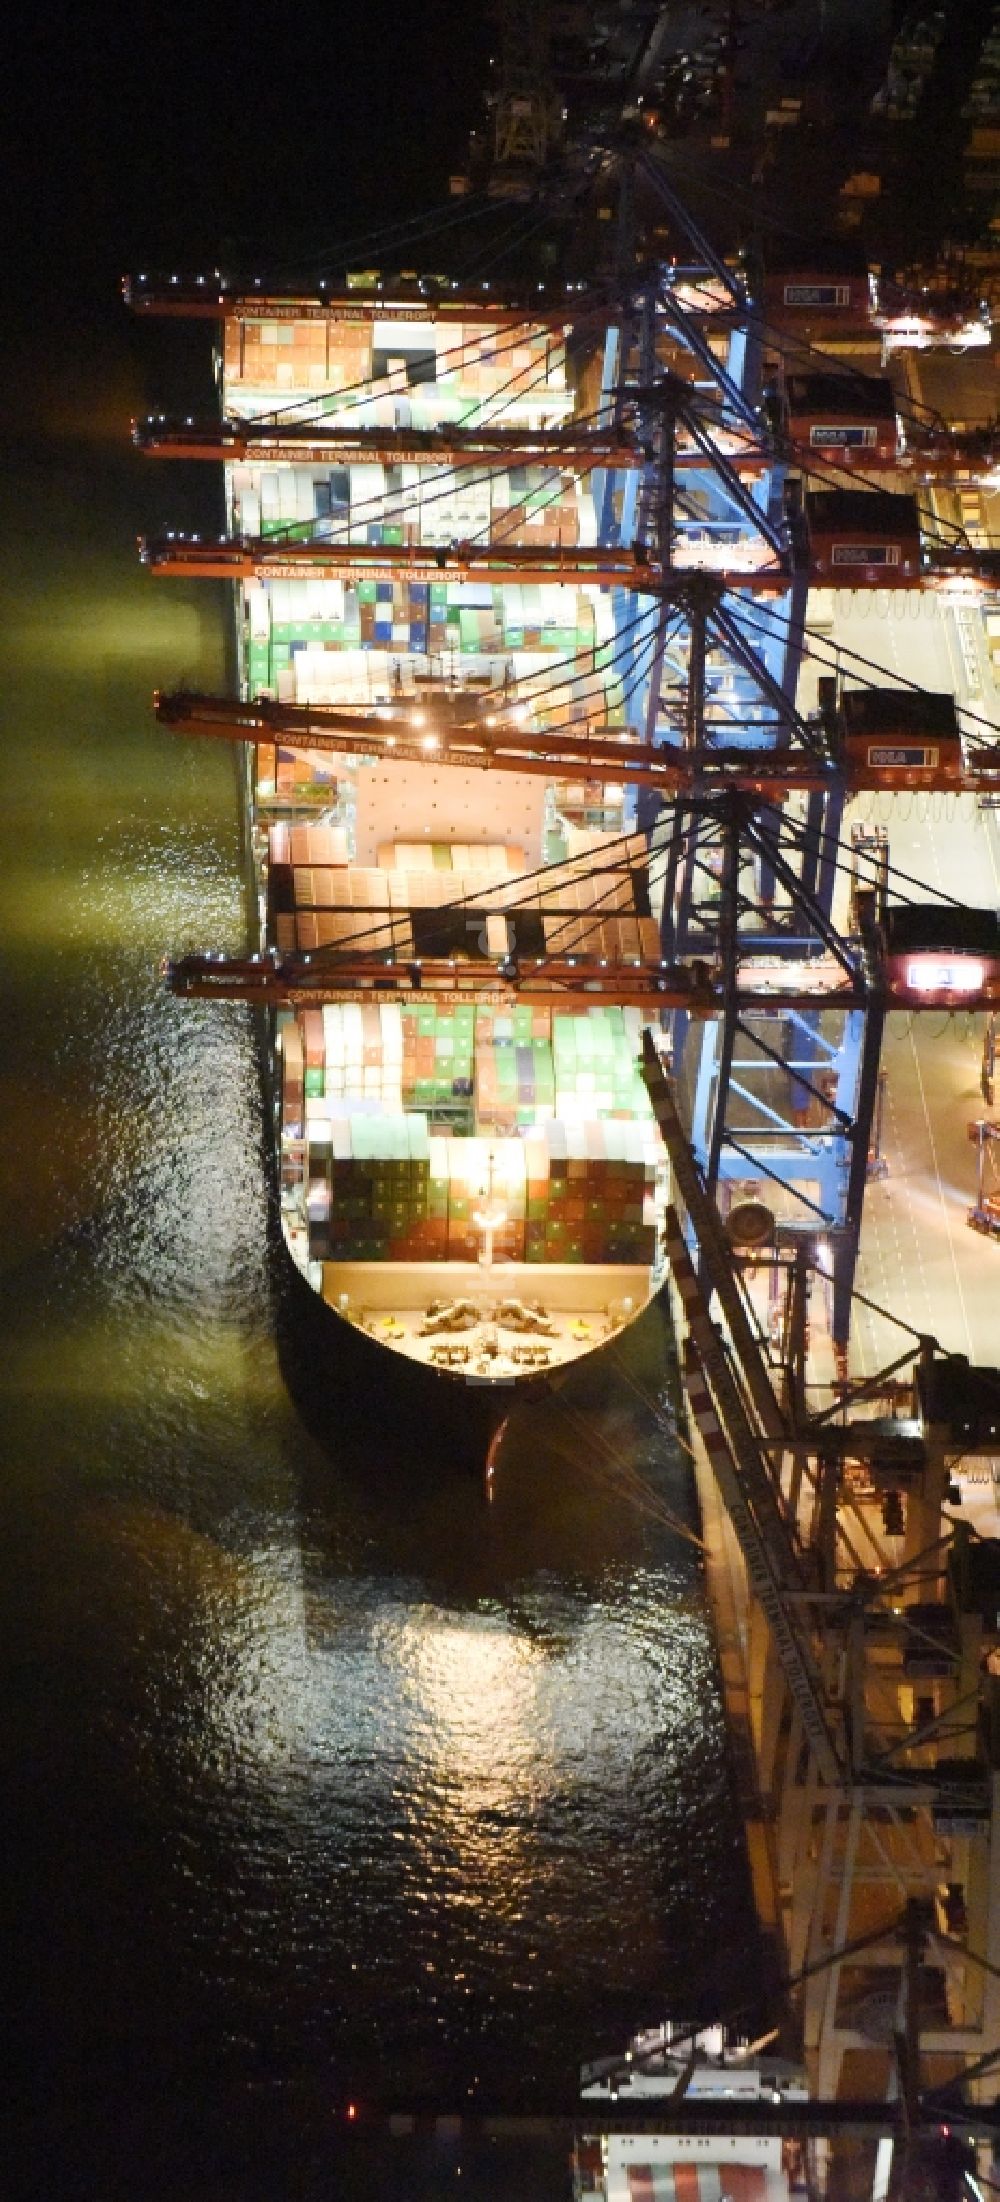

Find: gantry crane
<box><xmin>133</xmin><ymin>139</ymin><xmax>1000</xmax><ymax>2183</ymax></box>
<box><xmin>132</xmin><ymin>156</ymin><xmax>1000</xmax><ymax>1356</ymax></box>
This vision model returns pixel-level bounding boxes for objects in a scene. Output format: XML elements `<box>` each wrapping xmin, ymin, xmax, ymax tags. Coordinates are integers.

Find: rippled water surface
<box><xmin>1</xmin><ymin>306</ymin><xmax>760</xmax><ymax>2199</ymax></box>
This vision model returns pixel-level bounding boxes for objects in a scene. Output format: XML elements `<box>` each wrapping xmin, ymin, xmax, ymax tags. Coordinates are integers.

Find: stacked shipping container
<box><xmin>225</xmin><ymin>300</ymin><xmax>615</xmax><ymax>731</ymax></box>
<box><xmin>229</xmin><ymin>297</ymin><xmax>663</xmax><ymax>1316</ymax></box>
<box><xmin>265</xmin><ymin>828</ymin><xmax>660</xmax><ymax>966</ymax></box>
<box><xmin>297</xmin><ymin>1103</ymin><xmax>658</xmax><ymax>1269</ymax></box>
<box><xmin>282</xmin><ymin>1002</ymin><xmax>660</xmax><ymax>1267</ymax></box>
<box><xmin>283</xmin><ymin>1004</ymin><xmax>655</xmax><ymax>1130</ymax></box>
<box><xmin>243</xmin><ymin>578</ymin><xmax>597</xmax><ymax>705</ymax></box>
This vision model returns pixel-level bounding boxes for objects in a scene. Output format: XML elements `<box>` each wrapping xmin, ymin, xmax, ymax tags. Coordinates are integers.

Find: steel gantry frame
<box><xmin>577</xmin><ymin>158</ymin><xmax>874</xmax><ymax>1342</ymax></box>
<box><xmin>641</xmin><ymin>1039</ymin><xmax>1000</xmax><ymax>2193</ymax></box>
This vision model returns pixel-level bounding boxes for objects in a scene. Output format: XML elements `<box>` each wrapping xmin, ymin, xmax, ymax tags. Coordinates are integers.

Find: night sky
<box><xmin>5</xmin><ymin>1</ymin><xmax>492</xmax><ymax>309</ymax></box>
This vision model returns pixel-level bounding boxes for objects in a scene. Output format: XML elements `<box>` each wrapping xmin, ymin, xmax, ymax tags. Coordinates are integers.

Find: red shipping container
<box><xmin>282</xmin><ymin>1022</ymin><xmax>304</xmax><ymax>1076</ymax></box>
<box><xmin>301</xmin><ymin>1010</ymin><xmax>325</xmax><ymax>1066</ymax></box>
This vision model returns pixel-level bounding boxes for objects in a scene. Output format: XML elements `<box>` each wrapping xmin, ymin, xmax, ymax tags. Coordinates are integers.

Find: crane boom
<box><xmin>663</xmin><ymin>1212</ymin><xmax>843</xmax><ymax>1784</ymax></box>
<box><xmin>678</xmin><ymin>1328</ymin><xmax>843</xmax><ymax>1787</ymax></box>
<box><xmin>153</xmin><ymin>690</ymin><xmax>835</xmax><ymax>794</ymax></box>
<box><xmin>154</xmin><ymin>691</ymin><xmax>1000</xmax><ymax>799</ymax></box>
<box><xmin>133</xmin><ymin>420</ymin><xmax>641</xmax><ymax>469</ymax></box>
<box><xmin>139</xmin><ymin>533</ymin><xmax>791</xmax><ymax>592</ymax></box>
<box><xmin>162</xmin><ymin>951</ymin><xmax>869</xmax><ymax>1011</ymax></box>
<box><xmin>140</xmin><ymin>531</ymin><xmax>1000</xmax><ymax>592</ymax></box>
<box><xmin>122</xmin><ymin>274</ymin><xmax>582</xmax><ymax>328</ymax></box>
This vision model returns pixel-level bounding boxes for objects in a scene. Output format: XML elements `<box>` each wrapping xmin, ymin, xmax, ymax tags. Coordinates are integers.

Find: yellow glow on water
<box><xmin>5</xmin><ymin>592</ymin><xmax>219</xmax><ymax>670</ymax></box>
<box><xmin>0</xmin><ymin>852</ymin><xmax>243</xmax><ymax>951</ymax></box>
<box><xmin>0</xmin><ymin>317</ymin><xmax>757</xmax><ymax>2108</ymax></box>
<box><xmin>179</xmin><ymin>1566</ymin><xmax>704</xmax><ymax>1809</ymax></box>
<box><xmin>397</xmin><ymin>1608</ymin><xmax>542</xmax><ymax>1771</ymax></box>
<box><xmin>0</xmin><ymin>1308</ymin><xmax>278</xmax><ymax>1406</ymax></box>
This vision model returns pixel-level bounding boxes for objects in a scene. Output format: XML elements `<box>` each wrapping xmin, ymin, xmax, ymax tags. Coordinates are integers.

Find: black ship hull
<box><xmin>274</xmin><ymin>1224</ymin><xmax>533</xmax><ymax>1478</ymax></box>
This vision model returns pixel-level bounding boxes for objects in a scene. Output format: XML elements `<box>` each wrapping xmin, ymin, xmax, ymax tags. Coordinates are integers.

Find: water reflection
<box><xmin>2</xmin><ymin>308</ymin><xmax>761</xmax><ymax>2196</ymax></box>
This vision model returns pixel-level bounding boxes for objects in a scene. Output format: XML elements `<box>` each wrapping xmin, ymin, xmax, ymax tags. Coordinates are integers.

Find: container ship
<box><xmin>576</xmin><ymin>2020</ymin><xmax>812</xmax><ymax>2201</ymax></box>
<box><xmin>139</xmin><ymin>274</ymin><xmax>672</xmax><ymax>1457</ymax></box>
<box><xmin>129</xmin><ymin>111</ymin><xmax>998</xmax><ymax>1476</ymax></box>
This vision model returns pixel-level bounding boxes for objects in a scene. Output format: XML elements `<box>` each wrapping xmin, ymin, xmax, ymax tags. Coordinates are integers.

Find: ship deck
<box><xmin>287</xmin><ymin>1239</ymin><xmax>652</xmax><ymax>1377</ymax></box>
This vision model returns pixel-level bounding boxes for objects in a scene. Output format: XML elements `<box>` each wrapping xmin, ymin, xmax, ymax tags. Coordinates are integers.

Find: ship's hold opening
<box><xmin>409</xmin><ymin>906</ymin><xmax>494</xmax><ymax>960</ymax></box>
<box><xmin>630</xmin><ymin>867</ymin><xmax>652</xmax><ymax>919</ymax></box>
<box><xmin>509</xmin><ymin>909</ymin><xmax>546</xmax><ymax>958</ymax></box>
<box><xmin>371</xmin><ymin>346</ymin><xmax>437</xmax><ymax>387</ymax></box>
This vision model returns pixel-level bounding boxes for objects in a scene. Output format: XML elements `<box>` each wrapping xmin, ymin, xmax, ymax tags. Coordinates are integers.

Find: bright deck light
<box><xmin>905</xmin><ymin>955</ymin><xmax>985</xmax><ymax>995</ymax></box>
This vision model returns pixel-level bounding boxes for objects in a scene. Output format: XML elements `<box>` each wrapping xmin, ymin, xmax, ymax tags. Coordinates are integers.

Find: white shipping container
<box><xmin>498</xmin><ymin>1141</ymin><xmax>526</xmax><ymax>1190</ymax></box>
<box><xmin>314</xmin><ymin>579</ymin><xmax>345</xmax><ymax>620</ymax></box>
<box><xmin>245</xmin><ymin>580</ymin><xmax>271</xmax><ymax>641</ymax></box>
<box><xmin>379</xmin><ymin>1002</ymin><xmax>404</xmax><ymax>1060</ymax></box>
<box><xmin>452</xmin><ymin>581</ymin><xmax>494</xmax><ymax>609</ymax></box>
<box><xmin>350</xmin><ymin>462</ymin><xmax>386</xmax><ymax>511</ymax></box>
<box><xmin>453</xmin><ymin>1137</ymin><xmax>489</xmax><ymax>1184</ymax></box>
<box><xmin>624</xmin><ymin>1124</ymin><xmax>645</xmax><ymax>1167</ymax></box>
<box><xmin>407</xmin><ymin>1116</ymin><xmax>430</xmax><ymax>1158</ymax></box>
<box><xmin>372</xmin><ymin>320</ymin><xmax>437</xmax><ymax>351</ymax></box>
<box><xmin>603</xmin><ymin>1121</ymin><xmax>625</xmax><ymax>1163</ymax></box>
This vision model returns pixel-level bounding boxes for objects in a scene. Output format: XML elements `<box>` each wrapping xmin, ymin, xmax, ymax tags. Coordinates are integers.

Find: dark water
<box><xmin>0</xmin><ymin>290</ymin><xmax>761</xmax><ymax>2201</ymax></box>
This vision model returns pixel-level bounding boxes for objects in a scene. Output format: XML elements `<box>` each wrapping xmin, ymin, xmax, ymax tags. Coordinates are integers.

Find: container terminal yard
<box><xmin>128</xmin><ymin>1</ymin><xmax>1000</xmax><ymax>2194</ymax></box>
